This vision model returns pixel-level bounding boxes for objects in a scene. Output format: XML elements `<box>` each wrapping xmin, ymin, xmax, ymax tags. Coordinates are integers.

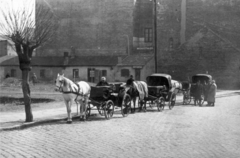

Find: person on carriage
<box><xmin>207</xmin><ymin>80</ymin><xmax>217</xmax><ymax>106</ymax></box>
<box><xmin>203</xmin><ymin>80</ymin><xmax>209</xmax><ymax>101</ymax></box>
<box><xmin>96</xmin><ymin>77</ymin><xmax>109</xmax><ymax>86</ymax></box>
<box><xmin>194</xmin><ymin>80</ymin><xmax>203</xmax><ymax>105</ymax></box>
<box><xmin>126</xmin><ymin>75</ymin><xmax>134</xmax><ymax>87</ymax></box>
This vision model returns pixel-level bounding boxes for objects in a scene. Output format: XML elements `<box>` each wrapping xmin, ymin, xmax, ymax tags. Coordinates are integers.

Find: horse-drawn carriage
<box><xmin>87</xmin><ymin>83</ymin><xmax>131</xmax><ymax>119</ymax></box>
<box><xmin>146</xmin><ymin>74</ymin><xmax>180</xmax><ymax>111</ymax></box>
<box><xmin>182</xmin><ymin>74</ymin><xmax>212</xmax><ymax>106</ymax></box>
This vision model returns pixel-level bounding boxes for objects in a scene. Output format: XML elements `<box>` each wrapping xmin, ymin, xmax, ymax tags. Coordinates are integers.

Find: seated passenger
<box><xmin>126</xmin><ymin>75</ymin><xmax>134</xmax><ymax>87</ymax></box>
<box><xmin>96</xmin><ymin>77</ymin><xmax>109</xmax><ymax>86</ymax></box>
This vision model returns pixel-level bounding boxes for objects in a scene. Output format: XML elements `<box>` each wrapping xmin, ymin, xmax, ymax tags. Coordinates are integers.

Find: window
<box><xmin>40</xmin><ymin>69</ymin><xmax>45</xmax><ymax>78</ymax></box>
<box><xmin>121</xmin><ymin>69</ymin><xmax>130</xmax><ymax>77</ymax></box>
<box><xmin>144</xmin><ymin>28</ymin><xmax>153</xmax><ymax>42</ymax></box>
<box><xmin>10</xmin><ymin>69</ymin><xmax>16</xmax><ymax>77</ymax></box>
<box><xmin>102</xmin><ymin>70</ymin><xmax>107</xmax><ymax>77</ymax></box>
<box><xmin>73</xmin><ymin>69</ymin><xmax>79</xmax><ymax>78</ymax></box>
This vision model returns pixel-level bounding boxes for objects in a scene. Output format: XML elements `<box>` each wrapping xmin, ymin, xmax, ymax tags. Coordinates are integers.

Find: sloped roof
<box><xmin>0</xmin><ymin>55</ymin><xmax>126</xmax><ymax>67</ymax></box>
<box><xmin>0</xmin><ymin>56</ymin><xmax>16</xmax><ymax>64</ymax></box>
<box><xmin>119</xmin><ymin>55</ymin><xmax>153</xmax><ymax>66</ymax></box>
<box><xmin>68</xmin><ymin>55</ymin><xmax>125</xmax><ymax>66</ymax></box>
<box><xmin>0</xmin><ymin>56</ymin><xmax>64</xmax><ymax>66</ymax></box>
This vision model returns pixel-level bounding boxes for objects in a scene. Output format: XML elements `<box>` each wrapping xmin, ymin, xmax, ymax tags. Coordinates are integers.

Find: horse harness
<box><xmin>58</xmin><ymin>80</ymin><xmax>89</xmax><ymax>101</ymax></box>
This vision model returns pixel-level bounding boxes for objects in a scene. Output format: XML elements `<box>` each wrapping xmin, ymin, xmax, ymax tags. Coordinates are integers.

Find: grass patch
<box><xmin>0</xmin><ymin>97</ymin><xmax>55</xmax><ymax>105</ymax></box>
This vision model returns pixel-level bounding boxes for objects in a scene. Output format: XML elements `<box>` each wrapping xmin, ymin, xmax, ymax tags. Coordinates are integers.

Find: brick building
<box><xmin>5</xmin><ymin>0</ymin><xmax>236</xmax><ymax>88</ymax></box>
<box><xmin>132</xmin><ymin>0</ymin><xmax>240</xmax><ymax>89</ymax></box>
<box><xmin>0</xmin><ymin>38</ymin><xmax>17</xmax><ymax>57</ymax></box>
<box><xmin>36</xmin><ymin>0</ymin><xmax>134</xmax><ymax>56</ymax></box>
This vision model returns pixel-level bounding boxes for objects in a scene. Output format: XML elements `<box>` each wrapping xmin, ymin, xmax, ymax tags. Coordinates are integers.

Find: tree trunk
<box><xmin>22</xmin><ymin>67</ymin><xmax>33</xmax><ymax>122</ymax></box>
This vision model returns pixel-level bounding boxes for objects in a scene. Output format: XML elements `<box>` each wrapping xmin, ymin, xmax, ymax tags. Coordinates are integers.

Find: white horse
<box><xmin>55</xmin><ymin>74</ymin><xmax>91</xmax><ymax>123</ymax></box>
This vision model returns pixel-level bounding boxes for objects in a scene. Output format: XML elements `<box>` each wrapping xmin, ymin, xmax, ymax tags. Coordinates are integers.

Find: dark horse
<box><xmin>120</xmin><ymin>81</ymin><xmax>148</xmax><ymax>113</ymax></box>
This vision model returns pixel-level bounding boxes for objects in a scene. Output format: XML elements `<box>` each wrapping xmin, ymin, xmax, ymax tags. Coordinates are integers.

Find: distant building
<box><xmin>132</xmin><ymin>0</ymin><xmax>153</xmax><ymax>54</ymax></box>
<box><xmin>36</xmin><ymin>0</ymin><xmax>134</xmax><ymax>56</ymax></box>
<box><xmin>0</xmin><ymin>38</ymin><xmax>17</xmax><ymax>57</ymax></box>
<box><xmin>0</xmin><ymin>53</ymin><xmax>154</xmax><ymax>82</ymax></box>
<box><xmin>133</xmin><ymin>0</ymin><xmax>240</xmax><ymax>89</ymax></box>
<box><xmin>30</xmin><ymin>0</ymin><xmax>240</xmax><ymax>88</ymax></box>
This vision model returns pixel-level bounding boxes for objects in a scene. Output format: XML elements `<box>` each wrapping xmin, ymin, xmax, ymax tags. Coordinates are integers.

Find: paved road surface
<box><xmin>0</xmin><ymin>92</ymin><xmax>240</xmax><ymax>158</ymax></box>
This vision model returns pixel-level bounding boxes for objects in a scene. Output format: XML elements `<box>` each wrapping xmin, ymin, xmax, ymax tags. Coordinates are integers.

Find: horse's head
<box><xmin>55</xmin><ymin>73</ymin><xmax>65</xmax><ymax>91</ymax></box>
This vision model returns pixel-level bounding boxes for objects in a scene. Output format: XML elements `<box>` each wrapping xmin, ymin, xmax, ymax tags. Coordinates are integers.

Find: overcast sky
<box><xmin>0</xmin><ymin>0</ymin><xmax>35</xmax><ymax>35</ymax></box>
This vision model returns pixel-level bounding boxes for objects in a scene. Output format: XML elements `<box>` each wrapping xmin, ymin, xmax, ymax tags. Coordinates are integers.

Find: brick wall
<box><xmin>154</xmin><ymin>0</ymin><xmax>240</xmax><ymax>89</ymax></box>
<box><xmin>36</xmin><ymin>0</ymin><xmax>133</xmax><ymax>56</ymax></box>
<box><xmin>0</xmin><ymin>40</ymin><xmax>7</xmax><ymax>57</ymax></box>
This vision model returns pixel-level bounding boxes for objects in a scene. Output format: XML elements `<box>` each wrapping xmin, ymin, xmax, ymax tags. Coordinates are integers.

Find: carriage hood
<box><xmin>192</xmin><ymin>74</ymin><xmax>212</xmax><ymax>84</ymax></box>
<box><xmin>146</xmin><ymin>73</ymin><xmax>172</xmax><ymax>90</ymax></box>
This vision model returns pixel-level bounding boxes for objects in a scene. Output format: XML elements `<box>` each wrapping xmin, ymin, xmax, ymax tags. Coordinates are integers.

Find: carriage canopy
<box><xmin>146</xmin><ymin>73</ymin><xmax>172</xmax><ymax>90</ymax></box>
<box><xmin>192</xmin><ymin>74</ymin><xmax>212</xmax><ymax>84</ymax></box>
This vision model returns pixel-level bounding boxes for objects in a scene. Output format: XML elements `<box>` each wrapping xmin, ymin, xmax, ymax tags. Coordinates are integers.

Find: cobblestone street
<box><xmin>1</xmin><ymin>92</ymin><xmax>240</xmax><ymax>158</ymax></box>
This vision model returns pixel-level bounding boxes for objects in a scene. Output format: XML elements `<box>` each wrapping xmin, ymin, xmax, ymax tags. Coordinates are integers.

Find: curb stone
<box><xmin>0</xmin><ymin>114</ymin><xmax>95</xmax><ymax>131</ymax></box>
<box><xmin>0</xmin><ymin>117</ymin><xmax>68</xmax><ymax>131</ymax></box>
<box><xmin>0</xmin><ymin>100</ymin><xmax>181</xmax><ymax>131</ymax></box>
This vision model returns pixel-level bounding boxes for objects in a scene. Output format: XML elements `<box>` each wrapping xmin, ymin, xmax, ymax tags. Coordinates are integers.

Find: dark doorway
<box><xmin>135</xmin><ymin>68</ymin><xmax>141</xmax><ymax>80</ymax></box>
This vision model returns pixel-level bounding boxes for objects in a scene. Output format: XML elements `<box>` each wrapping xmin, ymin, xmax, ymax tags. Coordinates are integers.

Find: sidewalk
<box><xmin>0</xmin><ymin>105</ymin><xmax>68</xmax><ymax>131</ymax></box>
<box><xmin>0</xmin><ymin>90</ymin><xmax>239</xmax><ymax>131</ymax></box>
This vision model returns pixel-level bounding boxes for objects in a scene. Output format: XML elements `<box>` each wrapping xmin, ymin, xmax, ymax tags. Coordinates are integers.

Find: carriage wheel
<box><xmin>97</xmin><ymin>106</ymin><xmax>104</xmax><ymax>116</ymax></box>
<box><xmin>86</xmin><ymin>103</ymin><xmax>91</xmax><ymax>119</ymax></box>
<box><xmin>104</xmin><ymin>100</ymin><xmax>114</xmax><ymax>119</ymax></box>
<box><xmin>121</xmin><ymin>94</ymin><xmax>131</xmax><ymax>117</ymax></box>
<box><xmin>157</xmin><ymin>97</ymin><xmax>165</xmax><ymax>112</ymax></box>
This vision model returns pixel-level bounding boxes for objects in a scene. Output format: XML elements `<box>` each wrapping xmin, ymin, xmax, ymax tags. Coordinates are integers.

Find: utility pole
<box><xmin>123</xmin><ymin>35</ymin><xmax>130</xmax><ymax>55</ymax></box>
<box><xmin>153</xmin><ymin>0</ymin><xmax>158</xmax><ymax>73</ymax></box>
<box><xmin>180</xmin><ymin>0</ymin><xmax>186</xmax><ymax>44</ymax></box>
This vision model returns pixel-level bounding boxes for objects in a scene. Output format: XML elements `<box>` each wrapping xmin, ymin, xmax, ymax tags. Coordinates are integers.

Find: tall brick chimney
<box><xmin>118</xmin><ymin>56</ymin><xmax>122</xmax><ymax>65</ymax></box>
<box><xmin>63</xmin><ymin>52</ymin><xmax>69</xmax><ymax>66</ymax></box>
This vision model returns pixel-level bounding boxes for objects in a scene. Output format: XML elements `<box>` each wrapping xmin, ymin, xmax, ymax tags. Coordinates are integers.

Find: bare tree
<box><xmin>0</xmin><ymin>0</ymin><xmax>57</xmax><ymax>122</ymax></box>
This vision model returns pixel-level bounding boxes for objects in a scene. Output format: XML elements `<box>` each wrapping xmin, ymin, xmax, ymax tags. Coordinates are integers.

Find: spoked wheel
<box><xmin>104</xmin><ymin>100</ymin><xmax>114</xmax><ymax>119</ymax></box>
<box><xmin>86</xmin><ymin>103</ymin><xmax>91</xmax><ymax>119</ymax></box>
<box><xmin>121</xmin><ymin>94</ymin><xmax>131</xmax><ymax>117</ymax></box>
<box><xmin>157</xmin><ymin>97</ymin><xmax>165</xmax><ymax>112</ymax></box>
<box><xmin>97</xmin><ymin>106</ymin><xmax>104</xmax><ymax>116</ymax></box>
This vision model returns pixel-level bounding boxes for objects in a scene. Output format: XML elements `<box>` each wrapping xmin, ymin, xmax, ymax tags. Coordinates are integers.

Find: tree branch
<box><xmin>0</xmin><ymin>0</ymin><xmax>58</xmax><ymax>57</ymax></box>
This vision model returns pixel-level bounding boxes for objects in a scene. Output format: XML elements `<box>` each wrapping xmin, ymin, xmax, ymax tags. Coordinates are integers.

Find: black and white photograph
<box><xmin>0</xmin><ymin>0</ymin><xmax>240</xmax><ymax>157</ymax></box>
